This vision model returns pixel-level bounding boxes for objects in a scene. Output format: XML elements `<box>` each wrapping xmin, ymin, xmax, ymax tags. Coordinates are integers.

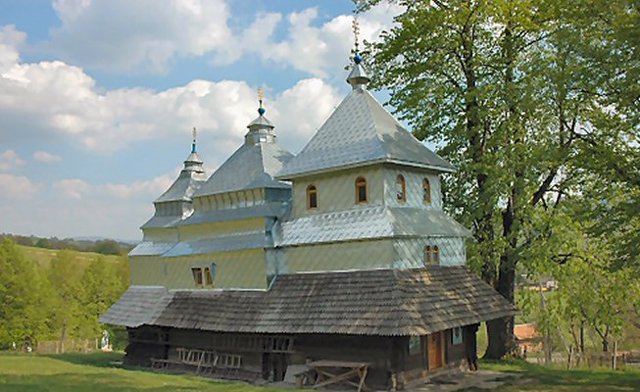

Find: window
<box><xmin>396</xmin><ymin>174</ymin><xmax>406</xmax><ymax>203</ymax></box>
<box><xmin>451</xmin><ymin>327</ymin><xmax>463</xmax><ymax>345</ymax></box>
<box><xmin>423</xmin><ymin>178</ymin><xmax>432</xmax><ymax>204</ymax></box>
<box><xmin>408</xmin><ymin>336</ymin><xmax>422</xmax><ymax>356</ymax></box>
<box><xmin>424</xmin><ymin>245</ymin><xmax>440</xmax><ymax>266</ymax></box>
<box><xmin>355</xmin><ymin>177</ymin><xmax>367</xmax><ymax>204</ymax></box>
<box><xmin>204</xmin><ymin>267</ymin><xmax>213</xmax><ymax>285</ymax></box>
<box><xmin>191</xmin><ymin>267</ymin><xmax>203</xmax><ymax>286</ymax></box>
<box><xmin>307</xmin><ymin>185</ymin><xmax>318</xmax><ymax>209</ymax></box>
<box><xmin>192</xmin><ymin>264</ymin><xmax>215</xmax><ymax>287</ymax></box>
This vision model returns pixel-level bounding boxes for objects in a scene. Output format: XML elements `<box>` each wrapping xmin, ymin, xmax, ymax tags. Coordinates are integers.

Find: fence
<box><xmin>35</xmin><ymin>338</ymin><xmax>101</xmax><ymax>354</ymax></box>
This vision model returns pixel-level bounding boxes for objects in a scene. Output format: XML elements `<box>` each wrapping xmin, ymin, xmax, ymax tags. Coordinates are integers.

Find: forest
<box><xmin>360</xmin><ymin>0</ymin><xmax>640</xmax><ymax>359</ymax></box>
<box><xmin>0</xmin><ymin>239</ymin><xmax>129</xmax><ymax>351</ymax></box>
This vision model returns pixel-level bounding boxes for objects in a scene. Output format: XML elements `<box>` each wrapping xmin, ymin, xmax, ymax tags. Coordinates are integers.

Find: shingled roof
<box><xmin>102</xmin><ymin>266</ymin><xmax>515</xmax><ymax>336</ymax></box>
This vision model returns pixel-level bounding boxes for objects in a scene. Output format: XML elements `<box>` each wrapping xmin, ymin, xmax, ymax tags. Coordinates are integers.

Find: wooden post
<box><xmin>612</xmin><ymin>341</ymin><xmax>617</xmax><ymax>370</ymax></box>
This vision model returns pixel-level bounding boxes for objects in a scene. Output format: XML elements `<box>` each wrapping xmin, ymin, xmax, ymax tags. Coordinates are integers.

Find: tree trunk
<box><xmin>484</xmin><ymin>257</ymin><xmax>517</xmax><ymax>358</ymax></box>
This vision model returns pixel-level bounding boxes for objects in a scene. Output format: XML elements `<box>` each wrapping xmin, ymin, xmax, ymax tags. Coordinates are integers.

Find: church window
<box><xmin>424</xmin><ymin>245</ymin><xmax>440</xmax><ymax>266</ymax></box>
<box><xmin>307</xmin><ymin>185</ymin><xmax>318</xmax><ymax>209</ymax></box>
<box><xmin>204</xmin><ymin>267</ymin><xmax>213</xmax><ymax>286</ymax></box>
<box><xmin>396</xmin><ymin>174</ymin><xmax>406</xmax><ymax>203</ymax></box>
<box><xmin>192</xmin><ymin>264</ymin><xmax>216</xmax><ymax>287</ymax></box>
<box><xmin>423</xmin><ymin>178</ymin><xmax>432</xmax><ymax>204</ymax></box>
<box><xmin>355</xmin><ymin>177</ymin><xmax>367</xmax><ymax>204</ymax></box>
<box><xmin>192</xmin><ymin>267</ymin><xmax>204</xmax><ymax>286</ymax></box>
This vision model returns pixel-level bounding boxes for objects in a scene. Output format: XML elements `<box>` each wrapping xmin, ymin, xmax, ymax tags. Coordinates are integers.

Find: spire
<box><xmin>191</xmin><ymin>126</ymin><xmax>197</xmax><ymax>153</ymax></box>
<box><xmin>183</xmin><ymin>127</ymin><xmax>204</xmax><ymax>173</ymax></box>
<box><xmin>346</xmin><ymin>15</ymin><xmax>370</xmax><ymax>88</ymax></box>
<box><xmin>246</xmin><ymin>87</ymin><xmax>276</xmax><ymax>145</ymax></box>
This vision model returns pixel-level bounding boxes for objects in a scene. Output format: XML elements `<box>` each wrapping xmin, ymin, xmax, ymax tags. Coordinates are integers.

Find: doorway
<box><xmin>428</xmin><ymin>332</ymin><xmax>444</xmax><ymax>370</ymax></box>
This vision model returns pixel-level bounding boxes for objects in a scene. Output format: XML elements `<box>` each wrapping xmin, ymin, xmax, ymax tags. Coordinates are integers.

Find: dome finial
<box><xmin>257</xmin><ymin>87</ymin><xmax>266</xmax><ymax>116</ymax></box>
<box><xmin>191</xmin><ymin>126</ymin><xmax>197</xmax><ymax>153</ymax></box>
<box><xmin>346</xmin><ymin>15</ymin><xmax>369</xmax><ymax>88</ymax></box>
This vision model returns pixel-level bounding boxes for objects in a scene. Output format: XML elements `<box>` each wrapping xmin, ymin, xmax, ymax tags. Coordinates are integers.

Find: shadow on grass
<box><xmin>42</xmin><ymin>352</ymin><xmax>124</xmax><ymax>368</ymax></box>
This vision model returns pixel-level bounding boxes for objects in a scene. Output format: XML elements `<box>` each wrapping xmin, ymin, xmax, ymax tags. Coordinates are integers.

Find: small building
<box><xmin>514</xmin><ymin>324</ymin><xmax>543</xmax><ymax>355</ymax></box>
<box><xmin>102</xmin><ymin>50</ymin><xmax>515</xmax><ymax>390</ymax></box>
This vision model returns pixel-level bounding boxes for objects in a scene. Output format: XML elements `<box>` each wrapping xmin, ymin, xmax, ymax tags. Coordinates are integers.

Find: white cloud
<box><xmin>43</xmin><ymin>1</ymin><xmax>401</xmax><ymax>77</ymax></box>
<box><xmin>0</xmin><ymin>150</ymin><xmax>26</xmax><ymax>171</ymax></box>
<box><xmin>33</xmin><ymin>151</ymin><xmax>62</xmax><ymax>163</ymax></box>
<box><xmin>0</xmin><ymin>174</ymin><xmax>39</xmax><ymax>199</ymax></box>
<box><xmin>49</xmin><ymin>0</ymin><xmax>233</xmax><ymax>73</ymax></box>
<box><xmin>0</xmin><ymin>26</ymin><xmax>340</xmax><ymax>156</ymax></box>
<box><xmin>215</xmin><ymin>5</ymin><xmax>403</xmax><ymax>78</ymax></box>
<box><xmin>53</xmin><ymin>178</ymin><xmax>91</xmax><ymax>199</ymax></box>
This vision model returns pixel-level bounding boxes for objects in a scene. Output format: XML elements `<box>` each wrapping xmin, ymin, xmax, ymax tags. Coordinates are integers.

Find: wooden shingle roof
<box><xmin>101</xmin><ymin>266</ymin><xmax>515</xmax><ymax>336</ymax></box>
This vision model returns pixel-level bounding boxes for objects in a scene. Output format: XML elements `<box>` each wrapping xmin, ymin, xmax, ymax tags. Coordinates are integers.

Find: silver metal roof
<box><xmin>194</xmin><ymin>115</ymin><xmax>293</xmax><ymax>197</ymax></box>
<box><xmin>277</xmin><ymin>65</ymin><xmax>455</xmax><ymax>179</ymax></box>
<box><xmin>140</xmin><ymin>215</ymin><xmax>183</xmax><ymax>229</ymax></box>
<box><xmin>155</xmin><ymin>151</ymin><xmax>207</xmax><ymax>203</ymax></box>
<box><xmin>275</xmin><ymin>206</ymin><xmax>471</xmax><ymax>247</ymax></box>
<box><xmin>182</xmin><ymin>202</ymin><xmax>289</xmax><ymax>226</ymax></box>
<box><xmin>162</xmin><ymin>231</ymin><xmax>267</xmax><ymax>257</ymax></box>
<box><xmin>129</xmin><ymin>241</ymin><xmax>176</xmax><ymax>256</ymax></box>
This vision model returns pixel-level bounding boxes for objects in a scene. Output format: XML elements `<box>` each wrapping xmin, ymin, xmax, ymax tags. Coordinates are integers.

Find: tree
<box><xmin>360</xmin><ymin>0</ymin><xmax>638</xmax><ymax>358</ymax></box>
<box><xmin>0</xmin><ymin>239</ymin><xmax>55</xmax><ymax>348</ymax></box>
<box><xmin>48</xmin><ymin>250</ymin><xmax>85</xmax><ymax>348</ymax></box>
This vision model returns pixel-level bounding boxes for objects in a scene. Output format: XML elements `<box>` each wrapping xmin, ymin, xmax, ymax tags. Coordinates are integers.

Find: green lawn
<box><xmin>473</xmin><ymin>359</ymin><xmax>640</xmax><ymax>392</ymax></box>
<box><xmin>1</xmin><ymin>352</ymin><xmax>639</xmax><ymax>392</ymax></box>
<box><xmin>0</xmin><ymin>352</ymin><xmax>297</xmax><ymax>392</ymax></box>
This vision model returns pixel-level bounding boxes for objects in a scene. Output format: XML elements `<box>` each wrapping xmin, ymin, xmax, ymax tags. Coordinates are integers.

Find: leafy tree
<box><xmin>0</xmin><ymin>239</ymin><xmax>54</xmax><ymax>348</ymax></box>
<box><xmin>360</xmin><ymin>0</ymin><xmax>638</xmax><ymax>358</ymax></box>
<box><xmin>48</xmin><ymin>250</ymin><xmax>85</xmax><ymax>346</ymax></box>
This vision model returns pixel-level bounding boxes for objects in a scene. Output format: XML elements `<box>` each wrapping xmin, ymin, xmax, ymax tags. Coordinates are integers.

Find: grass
<box><xmin>1</xmin><ymin>352</ymin><xmax>639</xmax><ymax>392</ymax></box>
<box><xmin>469</xmin><ymin>359</ymin><xmax>640</xmax><ymax>392</ymax></box>
<box><xmin>17</xmin><ymin>245</ymin><xmax>121</xmax><ymax>268</ymax></box>
<box><xmin>0</xmin><ymin>352</ymin><xmax>298</xmax><ymax>392</ymax></box>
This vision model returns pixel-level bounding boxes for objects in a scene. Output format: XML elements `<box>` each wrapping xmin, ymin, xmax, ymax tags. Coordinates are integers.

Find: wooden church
<box><xmin>102</xmin><ymin>47</ymin><xmax>515</xmax><ymax>390</ymax></box>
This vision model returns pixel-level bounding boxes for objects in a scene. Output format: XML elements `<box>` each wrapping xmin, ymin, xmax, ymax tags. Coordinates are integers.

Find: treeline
<box><xmin>0</xmin><ymin>239</ymin><xmax>129</xmax><ymax>350</ymax></box>
<box><xmin>0</xmin><ymin>233</ymin><xmax>135</xmax><ymax>256</ymax></box>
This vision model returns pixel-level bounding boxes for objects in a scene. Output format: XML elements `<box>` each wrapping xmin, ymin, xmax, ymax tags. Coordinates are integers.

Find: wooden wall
<box><xmin>124</xmin><ymin>326</ymin><xmax>477</xmax><ymax>389</ymax></box>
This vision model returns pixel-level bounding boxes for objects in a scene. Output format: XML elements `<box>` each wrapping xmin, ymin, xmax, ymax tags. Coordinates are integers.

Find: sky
<box><xmin>0</xmin><ymin>0</ymin><xmax>403</xmax><ymax>241</ymax></box>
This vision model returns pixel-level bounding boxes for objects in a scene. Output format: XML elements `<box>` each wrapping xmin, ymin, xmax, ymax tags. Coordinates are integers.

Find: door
<box><xmin>428</xmin><ymin>332</ymin><xmax>444</xmax><ymax>369</ymax></box>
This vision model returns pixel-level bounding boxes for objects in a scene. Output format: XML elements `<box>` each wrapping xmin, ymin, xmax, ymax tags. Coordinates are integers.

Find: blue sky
<box><xmin>0</xmin><ymin>0</ymin><xmax>401</xmax><ymax>241</ymax></box>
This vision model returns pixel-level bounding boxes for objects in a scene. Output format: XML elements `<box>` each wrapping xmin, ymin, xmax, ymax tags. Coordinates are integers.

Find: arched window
<box><xmin>355</xmin><ymin>177</ymin><xmax>367</xmax><ymax>204</ymax></box>
<box><xmin>423</xmin><ymin>178</ymin><xmax>432</xmax><ymax>204</ymax></box>
<box><xmin>424</xmin><ymin>245</ymin><xmax>432</xmax><ymax>265</ymax></box>
<box><xmin>307</xmin><ymin>185</ymin><xmax>318</xmax><ymax>209</ymax></box>
<box><xmin>424</xmin><ymin>245</ymin><xmax>440</xmax><ymax>266</ymax></box>
<box><xmin>396</xmin><ymin>174</ymin><xmax>406</xmax><ymax>202</ymax></box>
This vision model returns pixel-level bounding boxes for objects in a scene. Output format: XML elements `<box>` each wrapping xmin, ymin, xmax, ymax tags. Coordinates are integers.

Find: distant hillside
<box><xmin>0</xmin><ymin>233</ymin><xmax>136</xmax><ymax>256</ymax></box>
<box><xmin>17</xmin><ymin>245</ymin><xmax>123</xmax><ymax>268</ymax></box>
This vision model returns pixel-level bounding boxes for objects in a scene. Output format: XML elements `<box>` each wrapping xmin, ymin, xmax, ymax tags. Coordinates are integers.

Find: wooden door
<box><xmin>428</xmin><ymin>332</ymin><xmax>443</xmax><ymax>369</ymax></box>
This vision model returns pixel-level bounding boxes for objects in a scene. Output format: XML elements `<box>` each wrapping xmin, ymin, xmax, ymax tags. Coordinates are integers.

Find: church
<box><xmin>102</xmin><ymin>48</ymin><xmax>515</xmax><ymax>390</ymax></box>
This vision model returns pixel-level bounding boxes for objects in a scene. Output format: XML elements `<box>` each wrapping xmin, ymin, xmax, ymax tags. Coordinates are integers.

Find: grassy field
<box><xmin>0</xmin><ymin>352</ymin><xmax>297</xmax><ymax>392</ymax></box>
<box><xmin>0</xmin><ymin>352</ymin><xmax>638</xmax><ymax>392</ymax></box>
<box><xmin>17</xmin><ymin>245</ymin><xmax>122</xmax><ymax>268</ymax></box>
<box><xmin>476</xmin><ymin>360</ymin><xmax>640</xmax><ymax>392</ymax></box>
